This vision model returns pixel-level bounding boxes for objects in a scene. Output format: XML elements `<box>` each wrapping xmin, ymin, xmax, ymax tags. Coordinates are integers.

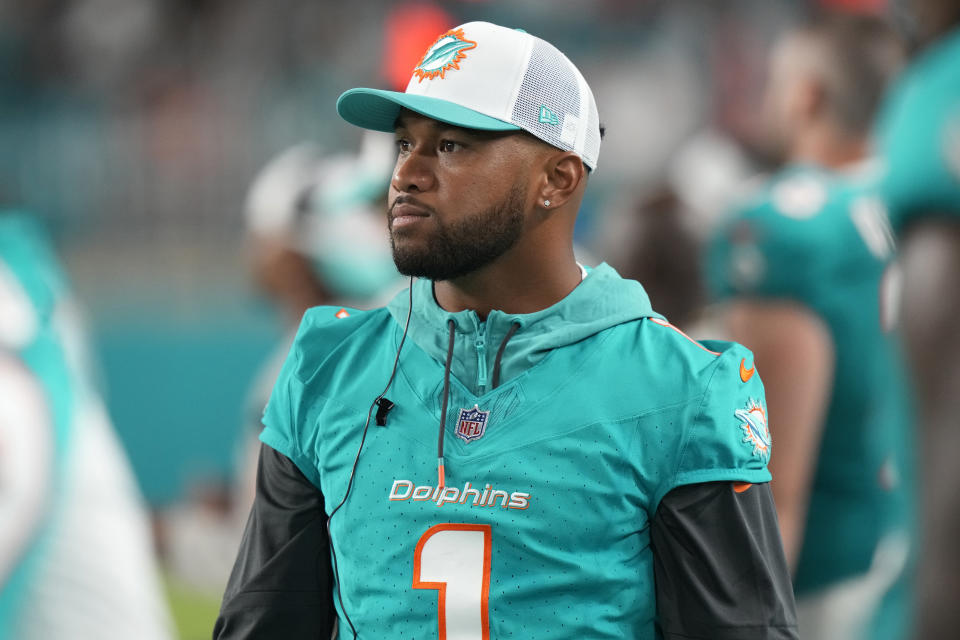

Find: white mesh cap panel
<box><xmin>510</xmin><ymin>39</ymin><xmax>600</xmax><ymax>169</ymax></box>
<box><xmin>580</xmin><ymin>75</ymin><xmax>601</xmax><ymax>168</ymax></box>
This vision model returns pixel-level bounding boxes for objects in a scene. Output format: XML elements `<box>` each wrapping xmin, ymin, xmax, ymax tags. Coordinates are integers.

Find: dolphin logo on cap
<box><xmin>413</xmin><ymin>28</ymin><xmax>477</xmax><ymax>82</ymax></box>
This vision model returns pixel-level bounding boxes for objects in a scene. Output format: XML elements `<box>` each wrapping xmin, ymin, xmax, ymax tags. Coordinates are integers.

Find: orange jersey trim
<box><xmin>413</xmin><ymin>523</ymin><xmax>492</xmax><ymax>640</ymax></box>
<box><xmin>648</xmin><ymin>317</ymin><xmax>721</xmax><ymax>356</ymax></box>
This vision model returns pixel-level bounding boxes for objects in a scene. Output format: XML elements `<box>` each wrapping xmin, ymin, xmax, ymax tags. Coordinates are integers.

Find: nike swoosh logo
<box><xmin>739</xmin><ymin>358</ymin><xmax>755</xmax><ymax>383</ymax></box>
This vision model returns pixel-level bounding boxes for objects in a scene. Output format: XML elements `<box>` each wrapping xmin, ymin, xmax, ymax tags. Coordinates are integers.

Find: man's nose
<box><xmin>391</xmin><ymin>150</ymin><xmax>436</xmax><ymax>193</ymax></box>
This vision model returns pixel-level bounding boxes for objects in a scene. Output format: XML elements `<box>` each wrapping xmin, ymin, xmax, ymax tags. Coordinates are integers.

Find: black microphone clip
<box><xmin>374</xmin><ymin>397</ymin><xmax>395</xmax><ymax>426</ymax></box>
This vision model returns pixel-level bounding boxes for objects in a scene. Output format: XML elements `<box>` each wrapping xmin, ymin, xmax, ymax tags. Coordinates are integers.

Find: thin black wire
<box><xmin>326</xmin><ymin>277</ymin><xmax>414</xmax><ymax>639</ymax></box>
<box><xmin>437</xmin><ymin>319</ymin><xmax>456</xmax><ymax>478</ymax></box>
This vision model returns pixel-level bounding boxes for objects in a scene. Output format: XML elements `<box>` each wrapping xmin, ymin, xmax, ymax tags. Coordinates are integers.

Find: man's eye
<box><xmin>395</xmin><ymin>139</ymin><xmax>412</xmax><ymax>153</ymax></box>
<box><xmin>439</xmin><ymin>140</ymin><xmax>462</xmax><ymax>153</ymax></box>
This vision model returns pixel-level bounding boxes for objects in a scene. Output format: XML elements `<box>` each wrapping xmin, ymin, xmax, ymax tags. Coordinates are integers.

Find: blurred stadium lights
<box><xmin>384</xmin><ymin>3</ymin><xmax>456</xmax><ymax>91</ymax></box>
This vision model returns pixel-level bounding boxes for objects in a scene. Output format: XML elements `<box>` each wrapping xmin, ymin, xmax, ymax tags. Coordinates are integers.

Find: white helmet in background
<box><xmin>244</xmin><ymin>132</ymin><xmax>400</xmax><ymax>302</ymax></box>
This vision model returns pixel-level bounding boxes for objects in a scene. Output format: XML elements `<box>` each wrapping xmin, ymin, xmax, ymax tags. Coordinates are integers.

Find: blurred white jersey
<box><xmin>0</xmin><ymin>217</ymin><xmax>174</xmax><ymax>640</ymax></box>
<box><xmin>12</xmin><ymin>397</ymin><xmax>174</xmax><ymax>640</ymax></box>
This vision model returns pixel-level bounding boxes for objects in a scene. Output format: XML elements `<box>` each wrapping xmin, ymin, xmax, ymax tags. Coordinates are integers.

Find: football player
<box><xmin>216</xmin><ymin>22</ymin><xmax>797</xmax><ymax>639</ymax></box>
<box><xmin>705</xmin><ymin>14</ymin><xmax>912</xmax><ymax>640</ymax></box>
<box><xmin>0</xmin><ymin>211</ymin><xmax>173</xmax><ymax>639</ymax></box>
<box><xmin>874</xmin><ymin>1</ymin><xmax>960</xmax><ymax>637</ymax></box>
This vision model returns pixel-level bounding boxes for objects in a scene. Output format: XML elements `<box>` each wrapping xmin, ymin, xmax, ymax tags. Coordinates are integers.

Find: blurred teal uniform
<box><xmin>0</xmin><ymin>213</ymin><xmax>172</xmax><ymax>640</ymax></box>
<box><xmin>0</xmin><ymin>213</ymin><xmax>74</xmax><ymax>638</ymax></box>
<box><xmin>706</xmin><ymin>166</ymin><xmax>916</xmax><ymax>640</ymax></box>
<box><xmin>257</xmin><ymin>265</ymin><xmax>776</xmax><ymax>638</ymax></box>
<box><xmin>876</xmin><ymin>26</ymin><xmax>960</xmax><ymax>228</ymax></box>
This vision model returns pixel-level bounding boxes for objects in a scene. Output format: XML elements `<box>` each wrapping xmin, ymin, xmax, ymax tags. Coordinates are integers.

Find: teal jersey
<box><xmin>260</xmin><ymin>264</ymin><xmax>774</xmax><ymax>639</ymax></box>
<box><xmin>875</xmin><ymin>26</ymin><xmax>960</xmax><ymax>230</ymax></box>
<box><xmin>705</xmin><ymin>167</ymin><xmax>915</xmax><ymax>635</ymax></box>
<box><xmin>0</xmin><ymin>213</ymin><xmax>75</xmax><ymax>637</ymax></box>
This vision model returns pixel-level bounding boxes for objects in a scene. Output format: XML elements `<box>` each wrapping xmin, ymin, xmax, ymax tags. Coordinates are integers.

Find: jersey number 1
<box><xmin>413</xmin><ymin>523</ymin><xmax>492</xmax><ymax>640</ymax></box>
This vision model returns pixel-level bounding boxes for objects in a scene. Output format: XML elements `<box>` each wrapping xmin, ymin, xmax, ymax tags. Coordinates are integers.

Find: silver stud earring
<box><xmin>543</xmin><ymin>200</ymin><xmax>551</xmax><ymax>207</ymax></box>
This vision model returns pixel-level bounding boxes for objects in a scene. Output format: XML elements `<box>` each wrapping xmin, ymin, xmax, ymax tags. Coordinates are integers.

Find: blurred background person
<box><xmin>604</xmin><ymin>185</ymin><xmax>707</xmax><ymax>329</ymax></box>
<box><xmin>239</xmin><ymin>132</ymin><xmax>401</xmax><ymax>501</ymax></box>
<box><xmin>0</xmin><ymin>210</ymin><xmax>173</xmax><ymax>639</ymax></box>
<box><xmin>159</xmin><ymin>133</ymin><xmax>402</xmax><ymax>598</ymax></box>
<box><xmin>155</xmin><ymin>5</ymin><xmax>442</xmax><ymax>605</ymax></box>
<box><xmin>703</xmin><ymin>12</ymin><xmax>912</xmax><ymax>640</ymax></box>
<box><xmin>875</xmin><ymin>0</ymin><xmax>960</xmax><ymax>637</ymax></box>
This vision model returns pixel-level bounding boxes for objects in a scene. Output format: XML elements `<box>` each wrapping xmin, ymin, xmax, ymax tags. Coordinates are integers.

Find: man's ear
<box><xmin>538</xmin><ymin>151</ymin><xmax>587</xmax><ymax>211</ymax></box>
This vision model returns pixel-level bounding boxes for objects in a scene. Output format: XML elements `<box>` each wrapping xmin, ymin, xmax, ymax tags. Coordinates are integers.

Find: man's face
<box><xmin>387</xmin><ymin>112</ymin><xmax>536</xmax><ymax>281</ymax></box>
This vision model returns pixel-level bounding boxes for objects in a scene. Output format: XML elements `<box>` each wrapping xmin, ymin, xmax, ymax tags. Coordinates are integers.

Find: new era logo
<box><xmin>538</xmin><ymin>105</ymin><xmax>559</xmax><ymax>126</ymax></box>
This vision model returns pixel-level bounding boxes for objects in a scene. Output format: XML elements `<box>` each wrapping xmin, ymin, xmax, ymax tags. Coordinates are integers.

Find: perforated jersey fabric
<box><xmin>256</xmin><ymin>265</ymin><xmax>775</xmax><ymax>637</ymax></box>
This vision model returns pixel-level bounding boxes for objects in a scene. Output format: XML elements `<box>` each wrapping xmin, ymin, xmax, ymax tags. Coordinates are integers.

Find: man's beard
<box><xmin>390</xmin><ymin>183</ymin><xmax>527</xmax><ymax>281</ymax></box>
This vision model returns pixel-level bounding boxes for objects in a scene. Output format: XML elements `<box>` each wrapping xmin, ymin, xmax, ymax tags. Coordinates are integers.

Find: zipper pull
<box><xmin>476</xmin><ymin>331</ymin><xmax>488</xmax><ymax>391</ymax></box>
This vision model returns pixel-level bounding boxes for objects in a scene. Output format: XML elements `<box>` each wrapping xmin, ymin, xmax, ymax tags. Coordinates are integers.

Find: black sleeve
<box><xmin>651</xmin><ymin>481</ymin><xmax>798</xmax><ymax>640</ymax></box>
<box><xmin>213</xmin><ymin>444</ymin><xmax>335</xmax><ymax>639</ymax></box>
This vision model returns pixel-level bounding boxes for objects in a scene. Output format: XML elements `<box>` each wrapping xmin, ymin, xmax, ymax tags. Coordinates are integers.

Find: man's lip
<box><xmin>390</xmin><ymin>202</ymin><xmax>431</xmax><ymax>219</ymax></box>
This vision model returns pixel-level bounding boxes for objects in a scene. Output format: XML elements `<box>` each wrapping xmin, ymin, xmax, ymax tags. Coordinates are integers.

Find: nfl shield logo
<box><xmin>456</xmin><ymin>405</ymin><xmax>489</xmax><ymax>443</ymax></box>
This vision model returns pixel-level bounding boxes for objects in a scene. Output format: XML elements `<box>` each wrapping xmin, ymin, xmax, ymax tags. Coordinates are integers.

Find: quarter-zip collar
<box><xmin>387</xmin><ymin>263</ymin><xmax>662</xmax><ymax>396</ymax></box>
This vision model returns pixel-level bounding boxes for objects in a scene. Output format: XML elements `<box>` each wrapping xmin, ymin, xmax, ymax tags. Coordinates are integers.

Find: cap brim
<box><xmin>337</xmin><ymin>88</ymin><xmax>521</xmax><ymax>133</ymax></box>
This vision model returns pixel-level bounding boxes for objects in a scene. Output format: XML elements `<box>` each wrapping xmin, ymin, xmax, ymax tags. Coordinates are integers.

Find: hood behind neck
<box><xmin>387</xmin><ymin>263</ymin><xmax>661</xmax><ymax>396</ymax></box>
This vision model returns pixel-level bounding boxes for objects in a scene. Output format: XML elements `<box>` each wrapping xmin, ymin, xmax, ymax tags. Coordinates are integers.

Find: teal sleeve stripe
<box><xmin>259</xmin><ymin>427</ymin><xmax>324</xmax><ymax>491</ymax></box>
<box><xmin>673</xmin><ymin>468</ymin><xmax>772</xmax><ymax>489</ymax></box>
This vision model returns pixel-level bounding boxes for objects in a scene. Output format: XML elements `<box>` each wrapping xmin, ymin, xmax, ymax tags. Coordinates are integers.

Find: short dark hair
<box><xmin>909</xmin><ymin>0</ymin><xmax>960</xmax><ymax>47</ymax></box>
<box><xmin>797</xmin><ymin>13</ymin><xmax>904</xmax><ymax>135</ymax></box>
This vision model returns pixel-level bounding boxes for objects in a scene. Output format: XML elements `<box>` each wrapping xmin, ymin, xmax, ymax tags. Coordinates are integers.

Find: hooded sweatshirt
<box><xmin>386</xmin><ymin>263</ymin><xmax>661</xmax><ymax>397</ymax></box>
<box><xmin>254</xmin><ymin>263</ymin><xmax>780</xmax><ymax>639</ymax></box>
